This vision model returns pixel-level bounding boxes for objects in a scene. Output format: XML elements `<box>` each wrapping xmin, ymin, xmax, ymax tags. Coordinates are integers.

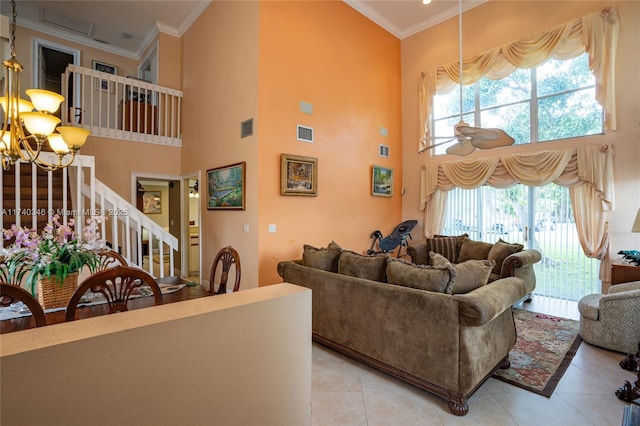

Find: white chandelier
<box><xmin>0</xmin><ymin>0</ymin><xmax>89</xmax><ymax>171</ymax></box>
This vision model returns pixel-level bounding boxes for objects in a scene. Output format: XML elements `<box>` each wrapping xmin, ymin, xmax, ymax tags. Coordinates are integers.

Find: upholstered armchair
<box><xmin>578</xmin><ymin>281</ymin><xmax>640</xmax><ymax>354</ymax></box>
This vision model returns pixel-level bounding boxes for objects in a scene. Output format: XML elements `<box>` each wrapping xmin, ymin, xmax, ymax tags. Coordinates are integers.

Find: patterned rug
<box><xmin>493</xmin><ymin>309</ymin><xmax>582</xmax><ymax>397</ymax></box>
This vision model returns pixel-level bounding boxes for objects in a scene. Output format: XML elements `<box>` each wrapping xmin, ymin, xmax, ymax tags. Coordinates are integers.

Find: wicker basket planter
<box><xmin>37</xmin><ymin>272</ymin><xmax>79</xmax><ymax>310</ymax></box>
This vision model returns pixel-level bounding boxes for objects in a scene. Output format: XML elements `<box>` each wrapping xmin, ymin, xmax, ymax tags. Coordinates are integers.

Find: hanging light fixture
<box><xmin>0</xmin><ymin>0</ymin><xmax>89</xmax><ymax>171</ymax></box>
<box><xmin>189</xmin><ymin>181</ymin><xmax>199</xmax><ymax>198</ymax></box>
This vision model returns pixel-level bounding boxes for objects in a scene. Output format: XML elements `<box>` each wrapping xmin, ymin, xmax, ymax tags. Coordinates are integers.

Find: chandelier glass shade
<box><xmin>0</xmin><ymin>0</ymin><xmax>89</xmax><ymax>171</ymax></box>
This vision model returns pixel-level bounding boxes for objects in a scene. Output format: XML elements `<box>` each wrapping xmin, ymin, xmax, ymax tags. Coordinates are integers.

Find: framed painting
<box><xmin>281</xmin><ymin>154</ymin><xmax>318</xmax><ymax>196</ymax></box>
<box><xmin>372</xmin><ymin>165</ymin><xmax>393</xmax><ymax>197</ymax></box>
<box><xmin>92</xmin><ymin>60</ymin><xmax>118</xmax><ymax>93</ymax></box>
<box><xmin>142</xmin><ymin>191</ymin><xmax>162</xmax><ymax>214</ymax></box>
<box><xmin>207</xmin><ymin>162</ymin><xmax>246</xmax><ymax>210</ymax></box>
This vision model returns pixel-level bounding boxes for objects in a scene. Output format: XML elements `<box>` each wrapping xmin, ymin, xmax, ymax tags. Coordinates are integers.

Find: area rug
<box><xmin>492</xmin><ymin>309</ymin><xmax>582</xmax><ymax>397</ymax></box>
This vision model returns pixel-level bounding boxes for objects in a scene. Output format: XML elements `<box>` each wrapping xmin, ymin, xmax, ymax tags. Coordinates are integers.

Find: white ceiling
<box><xmin>1</xmin><ymin>0</ymin><xmax>486</xmax><ymax>59</ymax></box>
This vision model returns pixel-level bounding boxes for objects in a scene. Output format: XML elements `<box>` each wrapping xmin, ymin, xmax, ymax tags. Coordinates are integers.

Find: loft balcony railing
<box><xmin>61</xmin><ymin>65</ymin><xmax>182</xmax><ymax>146</ymax></box>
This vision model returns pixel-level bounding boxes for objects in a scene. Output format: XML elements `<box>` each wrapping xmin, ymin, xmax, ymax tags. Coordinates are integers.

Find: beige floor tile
<box><xmin>313</xmin><ymin>359</ymin><xmax>363</xmax><ymax>393</ymax></box>
<box><xmin>558</xmin><ymin>393</ymin><xmax>629</xmax><ymax>426</ymax></box>
<box><xmin>312</xmin><ymin>391</ymin><xmax>367</xmax><ymax>426</ymax></box>
<box><xmin>496</xmin><ymin>392</ymin><xmax>594</xmax><ymax>426</ymax></box>
<box><xmin>362</xmin><ymin>390</ymin><xmax>445</xmax><ymax>426</ymax></box>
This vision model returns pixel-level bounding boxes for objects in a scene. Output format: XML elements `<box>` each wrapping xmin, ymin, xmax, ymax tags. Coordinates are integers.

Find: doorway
<box><xmin>33</xmin><ymin>38</ymin><xmax>80</xmax><ymax>119</ymax></box>
<box><xmin>135</xmin><ymin>177</ymin><xmax>182</xmax><ymax>277</ymax></box>
<box><xmin>183</xmin><ymin>173</ymin><xmax>201</xmax><ymax>282</ymax></box>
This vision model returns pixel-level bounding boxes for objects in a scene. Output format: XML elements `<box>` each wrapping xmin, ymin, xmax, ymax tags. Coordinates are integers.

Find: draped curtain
<box><xmin>420</xmin><ymin>145</ymin><xmax>614</xmax><ymax>280</ymax></box>
<box><xmin>418</xmin><ymin>7</ymin><xmax>620</xmax><ymax>152</ymax></box>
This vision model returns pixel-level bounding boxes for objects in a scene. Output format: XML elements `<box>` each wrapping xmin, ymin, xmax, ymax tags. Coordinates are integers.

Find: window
<box><xmin>432</xmin><ymin>54</ymin><xmax>603</xmax><ymax>155</ymax></box>
<box><xmin>442</xmin><ymin>184</ymin><xmax>599</xmax><ymax>302</ymax></box>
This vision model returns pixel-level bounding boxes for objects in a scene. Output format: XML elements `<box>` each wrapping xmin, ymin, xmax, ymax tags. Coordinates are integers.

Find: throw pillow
<box><xmin>425</xmin><ymin>233</ymin><xmax>468</xmax><ymax>263</ymax></box>
<box><xmin>429</xmin><ymin>252</ymin><xmax>494</xmax><ymax>294</ymax></box>
<box><xmin>457</xmin><ymin>240</ymin><xmax>493</xmax><ymax>263</ymax></box>
<box><xmin>386</xmin><ymin>257</ymin><xmax>455</xmax><ymax>294</ymax></box>
<box><xmin>487</xmin><ymin>239</ymin><xmax>524</xmax><ymax>276</ymax></box>
<box><xmin>338</xmin><ymin>250</ymin><xmax>387</xmax><ymax>282</ymax></box>
<box><xmin>302</xmin><ymin>241</ymin><xmax>342</xmax><ymax>272</ymax></box>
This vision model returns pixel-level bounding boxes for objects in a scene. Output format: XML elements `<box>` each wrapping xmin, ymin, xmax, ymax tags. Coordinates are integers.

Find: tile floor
<box><xmin>311</xmin><ymin>296</ymin><xmax>636</xmax><ymax>425</ymax></box>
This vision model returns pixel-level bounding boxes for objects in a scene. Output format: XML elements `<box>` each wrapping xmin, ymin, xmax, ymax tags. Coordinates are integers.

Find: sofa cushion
<box><xmin>430</xmin><ymin>252</ymin><xmax>494</xmax><ymax>294</ymax></box>
<box><xmin>386</xmin><ymin>258</ymin><xmax>454</xmax><ymax>294</ymax></box>
<box><xmin>425</xmin><ymin>234</ymin><xmax>468</xmax><ymax>263</ymax></box>
<box><xmin>338</xmin><ymin>250</ymin><xmax>387</xmax><ymax>282</ymax></box>
<box><xmin>458</xmin><ymin>240</ymin><xmax>493</xmax><ymax>263</ymax></box>
<box><xmin>302</xmin><ymin>241</ymin><xmax>342</xmax><ymax>272</ymax></box>
<box><xmin>488</xmin><ymin>239</ymin><xmax>524</xmax><ymax>276</ymax></box>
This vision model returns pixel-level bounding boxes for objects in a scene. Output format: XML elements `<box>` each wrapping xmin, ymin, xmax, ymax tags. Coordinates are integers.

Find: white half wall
<box><xmin>0</xmin><ymin>283</ymin><xmax>312</xmax><ymax>426</ymax></box>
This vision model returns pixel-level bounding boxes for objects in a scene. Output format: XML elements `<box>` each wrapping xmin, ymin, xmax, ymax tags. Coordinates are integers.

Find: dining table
<box><xmin>1</xmin><ymin>278</ymin><xmax>210</xmax><ymax>334</ymax></box>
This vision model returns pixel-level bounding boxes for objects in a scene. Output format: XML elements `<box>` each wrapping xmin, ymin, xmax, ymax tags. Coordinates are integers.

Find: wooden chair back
<box><xmin>0</xmin><ymin>283</ymin><xmax>47</xmax><ymax>331</ymax></box>
<box><xmin>95</xmin><ymin>249</ymin><xmax>128</xmax><ymax>270</ymax></box>
<box><xmin>209</xmin><ymin>246</ymin><xmax>241</xmax><ymax>295</ymax></box>
<box><xmin>65</xmin><ymin>266</ymin><xmax>163</xmax><ymax>322</ymax></box>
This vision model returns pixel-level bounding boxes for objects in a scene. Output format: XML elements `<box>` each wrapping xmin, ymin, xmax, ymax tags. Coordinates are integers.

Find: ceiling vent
<box><xmin>297</xmin><ymin>125</ymin><xmax>314</xmax><ymax>143</ymax></box>
<box><xmin>241</xmin><ymin>118</ymin><xmax>254</xmax><ymax>138</ymax></box>
<box><xmin>42</xmin><ymin>8</ymin><xmax>94</xmax><ymax>37</ymax></box>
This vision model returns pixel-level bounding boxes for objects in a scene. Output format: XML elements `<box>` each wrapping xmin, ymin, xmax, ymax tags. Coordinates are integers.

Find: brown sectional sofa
<box><xmin>277</xmin><ymin>240</ymin><xmax>539</xmax><ymax>416</ymax></box>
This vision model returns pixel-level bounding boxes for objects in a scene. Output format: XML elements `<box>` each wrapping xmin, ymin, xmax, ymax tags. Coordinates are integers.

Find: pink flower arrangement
<box><xmin>0</xmin><ymin>215</ymin><xmax>106</xmax><ymax>294</ymax></box>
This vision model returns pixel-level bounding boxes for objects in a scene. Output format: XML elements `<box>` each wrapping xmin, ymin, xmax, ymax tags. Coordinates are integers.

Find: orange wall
<box><xmin>257</xmin><ymin>1</ymin><xmax>402</xmax><ymax>284</ymax></box>
<box><xmin>401</xmin><ymin>1</ymin><xmax>640</xmax><ymax>259</ymax></box>
<box><xmin>181</xmin><ymin>1</ymin><xmax>260</xmax><ymax>289</ymax></box>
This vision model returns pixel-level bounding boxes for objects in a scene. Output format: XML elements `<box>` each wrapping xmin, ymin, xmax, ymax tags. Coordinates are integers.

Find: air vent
<box><xmin>241</xmin><ymin>118</ymin><xmax>254</xmax><ymax>138</ymax></box>
<box><xmin>42</xmin><ymin>8</ymin><xmax>94</xmax><ymax>37</ymax></box>
<box><xmin>297</xmin><ymin>125</ymin><xmax>314</xmax><ymax>143</ymax></box>
<box><xmin>379</xmin><ymin>144</ymin><xmax>389</xmax><ymax>158</ymax></box>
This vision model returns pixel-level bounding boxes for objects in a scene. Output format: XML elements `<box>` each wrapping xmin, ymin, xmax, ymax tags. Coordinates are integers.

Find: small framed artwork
<box><xmin>142</xmin><ymin>191</ymin><xmax>162</xmax><ymax>214</ymax></box>
<box><xmin>92</xmin><ymin>60</ymin><xmax>118</xmax><ymax>93</ymax></box>
<box><xmin>281</xmin><ymin>154</ymin><xmax>318</xmax><ymax>196</ymax></box>
<box><xmin>372</xmin><ymin>165</ymin><xmax>393</xmax><ymax>197</ymax></box>
<box><xmin>207</xmin><ymin>162</ymin><xmax>246</xmax><ymax>210</ymax></box>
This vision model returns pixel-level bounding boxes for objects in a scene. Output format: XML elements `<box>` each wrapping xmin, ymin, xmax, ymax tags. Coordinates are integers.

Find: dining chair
<box><xmin>0</xmin><ymin>282</ymin><xmax>47</xmax><ymax>331</ymax></box>
<box><xmin>209</xmin><ymin>246</ymin><xmax>241</xmax><ymax>295</ymax></box>
<box><xmin>95</xmin><ymin>249</ymin><xmax>128</xmax><ymax>270</ymax></box>
<box><xmin>65</xmin><ymin>265</ymin><xmax>163</xmax><ymax>322</ymax></box>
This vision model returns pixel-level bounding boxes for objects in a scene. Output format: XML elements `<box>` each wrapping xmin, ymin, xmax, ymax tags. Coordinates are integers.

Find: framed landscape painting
<box><xmin>372</xmin><ymin>165</ymin><xmax>393</xmax><ymax>197</ymax></box>
<box><xmin>207</xmin><ymin>162</ymin><xmax>246</xmax><ymax>210</ymax></box>
<box><xmin>281</xmin><ymin>154</ymin><xmax>318</xmax><ymax>196</ymax></box>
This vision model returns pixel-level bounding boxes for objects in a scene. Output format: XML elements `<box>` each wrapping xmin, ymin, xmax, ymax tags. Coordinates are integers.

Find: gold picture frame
<box><xmin>281</xmin><ymin>154</ymin><xmax>318</xmax><ymax>196</ymax></box>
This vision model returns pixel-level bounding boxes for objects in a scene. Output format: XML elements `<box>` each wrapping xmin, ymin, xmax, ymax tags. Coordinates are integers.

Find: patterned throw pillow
<box><xmin>430</xmin><ymin>252</ymin><xmax>494</xmax><ymax>294</ymax></box>
<box><xmin>487</xmin><ymin>239</ymin><xmax>524</xmax><ymax>276</ymax></box>
<box><xmin>338</xmin><ymin>250</ymin><xmax>388</xmax><ymax>282</ymax></box>
<box><xmin>425</xmin><ymin>234</ymin><xmax>468</xmax><ymax>263</ymax></box>
<box><xmin>302</xmin><ymin>241</ymin><xmax>342</xmax><ymax>272</ymax></box>
<box><xmin>457</xmin><ymin>240</ymin><xmax>494</xmax><ymax>263</ymax></box>
<box><xmin>386</xmin><ymin>257</ymin><xmax>455</xmax><ymax>294</ymax></box>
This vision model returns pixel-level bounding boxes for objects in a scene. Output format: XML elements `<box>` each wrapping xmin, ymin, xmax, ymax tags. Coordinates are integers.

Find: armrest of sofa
<box><xmin>452</xmin><ymin>277</ymin><xmax>528</xmax><ymax>326</ymax></box>
<box><xmin>608</xmin><ymin>281</ymin><xmax>640</xmax><ymax>294</ymax></box>
<box><xmin>501</xmin><ymin>249</ymin><xmax>541</xmax><ymax>294</ymax></box>
<box><xmin>407</xmin><ymin>244</ymin><xmax>429</xmax><ymax>265</ymax></box>
<box><xmin>277</xmin><ymin>260</ymin><xmax>303</xmax><ymax>280</ymax></box>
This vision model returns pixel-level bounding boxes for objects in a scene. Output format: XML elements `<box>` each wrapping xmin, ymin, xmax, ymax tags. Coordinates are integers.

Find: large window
<box><xmin>442</xmin><ymin>184</ymin><xmax>599</xmax><ymax>302</ymax></box>
<box><xmin>432</xmin><ymin>54</ymin><xmax>603</xmax><ymax>155</ymax></box>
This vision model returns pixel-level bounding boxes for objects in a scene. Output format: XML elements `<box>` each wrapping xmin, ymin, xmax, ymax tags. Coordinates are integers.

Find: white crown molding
<box><xmin>344</xmin><ymin>0</ymin><xmax>489</xmax><ymax>40</ymax></box>
<box><xmin>17</xmin><ymin>16</ymin><xmax>139</xmax><ymax>59</ymax></box>
<box><xmin>343</xmin><ymin>0</ymin><xmax>404</xmax><ymax>39</ymax></box>
<box><xmin>177</xmin><ymin>0</ymin><xmax>211</xmax><ymax>36</ymax></box>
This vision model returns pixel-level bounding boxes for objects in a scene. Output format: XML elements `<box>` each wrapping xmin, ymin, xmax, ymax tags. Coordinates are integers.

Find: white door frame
<box><xmin>181</xmin><ymin>171</ymin><xmax>201</xmax><ymax>282</ymax></box>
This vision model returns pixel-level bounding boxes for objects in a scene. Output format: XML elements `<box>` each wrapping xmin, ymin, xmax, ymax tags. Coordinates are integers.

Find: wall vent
<box><xmin>379</xmin><ymin>144</ymin><xmax>389</xmax><ymax>158</ymax></box>
<box><xmin>241</xmin><ymin>118</ymin><xmax>254</xmax><ymax>138</ymax></box>
<box><xmin>297</xmin><ymin>125</ymin><xmax>314</xmax><ymax>143</ymax></box>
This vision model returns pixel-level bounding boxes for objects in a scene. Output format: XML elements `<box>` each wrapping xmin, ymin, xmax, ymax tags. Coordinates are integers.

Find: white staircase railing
<box><xmin>61</xmin><ymin>65</ymin><xmax>183</xmax><ymax>146</ymax></box>
<box><xmin>1</xmin><ymin>152</ymin><xmax>178</xmax><ymax>279</ymax></box>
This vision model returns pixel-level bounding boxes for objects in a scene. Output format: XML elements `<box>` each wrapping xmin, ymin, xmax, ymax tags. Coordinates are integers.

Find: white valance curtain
<box><xmin>418</xmin><ymin>7</ymin><xmax>620</xmax><ymax>152</ymax></box>
<box><xmin>420</xmin><ymin>144</ymin><xmax>615</xmax><ymax>280</ymax></box>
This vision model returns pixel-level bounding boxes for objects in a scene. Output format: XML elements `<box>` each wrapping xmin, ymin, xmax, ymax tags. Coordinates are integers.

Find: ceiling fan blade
<box><xmin>456</xmin><ymin>125</ymin><xmax>499</xmax><ymax>140</ymax></box>
<box><xmin>445</xmin><ymin>140</ymin><xmax>476</xmax><ymax>156</ymax></box>
<box><xmin>419</xmin><ymin>137</ymin><xmax>456</xmax><ymax>153</ymax></box>
<box><xmin>470</xmin><ymin>129</ymin><xmax>515</xmax><ymax>149</ymax></box>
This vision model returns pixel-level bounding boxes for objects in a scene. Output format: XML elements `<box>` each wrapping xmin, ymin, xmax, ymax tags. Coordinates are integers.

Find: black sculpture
<box><xmin>618</xmin><ymin>250</ymin><xmax>640</xmax><ymax>266</ymax></box>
